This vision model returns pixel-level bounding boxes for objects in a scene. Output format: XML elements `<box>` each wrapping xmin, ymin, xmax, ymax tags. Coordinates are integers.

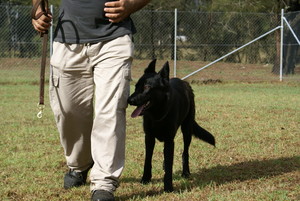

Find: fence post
<box><xmin>280</xmin><ymin>9</ymin><xmax>284</xmax><ymax>82</ymax></box>
<box><xmin>50</xmin><ymin>5</ymin><xmax>53</xmax><ymax>57</ymax></box>
<box><xmin>174</xmin><ymin>8</ymin><xmax>177</xmax><ymax>77</ymax></box>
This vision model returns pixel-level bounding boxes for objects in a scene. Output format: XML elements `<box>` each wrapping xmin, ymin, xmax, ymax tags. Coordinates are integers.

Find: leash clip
<box><xmin>37</xmin><ymin>103</ymin><xmax>45</xmax><ymax>119</ymax></box>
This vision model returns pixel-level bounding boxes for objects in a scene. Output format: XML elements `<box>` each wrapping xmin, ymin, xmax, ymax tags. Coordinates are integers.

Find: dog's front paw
<box><xmin>140</xmin><ymin>176</ymin><xmax>151</xmax><ymax>184</ymax></box>
<box><xmin>181</xmin><ymin>171</ymin><xmax>191</xmax><ymax>178</ymax></box>
<box><xmin>164</xmin><ymin>185</ymin><xmax>174</xmax><ymax>192</ymax></box>
<box><xmin>164</xmin><ymin>178</ymin><xmax>174</xmax><ymax>192</ymax></box>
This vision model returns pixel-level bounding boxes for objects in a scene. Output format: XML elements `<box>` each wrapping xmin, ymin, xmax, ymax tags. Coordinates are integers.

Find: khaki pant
<box><xmin>49</xmin><ymin>35</ymin><xmax>133</xmax><ymax>192</ymax></box>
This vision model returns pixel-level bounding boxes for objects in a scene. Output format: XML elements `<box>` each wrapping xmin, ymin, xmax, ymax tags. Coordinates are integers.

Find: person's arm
<box><xmin>104</xmin><ymin>0</ymin><xmax>151</xmax><ymax>23</ymax></box>
<box><xmin>31</xmin><ymin>0</ymin><xmax>52</xmax><ymax>33</ymax></box>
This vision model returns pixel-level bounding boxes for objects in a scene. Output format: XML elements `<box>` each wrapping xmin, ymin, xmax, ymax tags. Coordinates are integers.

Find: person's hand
<box><xmin>32</xmin><ymin>7</ymin><xmax>52</xmax><ymax>33</ymax></box>
<box><xmin>104</xmin><ymin>0</ymin><xmax>135</xmax><ymax>23</ymax></box>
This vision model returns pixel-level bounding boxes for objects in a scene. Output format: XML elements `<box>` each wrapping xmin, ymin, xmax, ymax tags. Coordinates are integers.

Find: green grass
<box><xmin>1</xmin><ymin>59</ymin><xmax>299</xmax><ymax>200</ymax></box>
<box><xmin>1</xmin><ymin>79</ymin><xmax>299</xmax><ymax>200</ymax></box>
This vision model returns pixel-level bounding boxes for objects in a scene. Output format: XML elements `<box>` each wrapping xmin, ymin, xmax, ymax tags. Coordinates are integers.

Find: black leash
<box><xmin>31</xmin><ymin>0</ymin><xmax>50</xmax><ymax>118</ymax></box>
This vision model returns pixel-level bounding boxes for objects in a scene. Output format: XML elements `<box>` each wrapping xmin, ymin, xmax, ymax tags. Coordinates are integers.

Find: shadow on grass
<box><xmin>118</xmin><ymin>156</ymin><xmax>300</xmax><ymax>200</ymax></box>
<box><xmin>189</xmin><ymin>156</ymin><xmax>300</xmax><ymax>187</ymax></box>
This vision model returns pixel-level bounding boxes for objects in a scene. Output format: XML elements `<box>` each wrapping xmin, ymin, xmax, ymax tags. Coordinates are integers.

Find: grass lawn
<box><xmin>0</xmin><ymin>59</ymin><xmax>299</xmax><ymax>200</ymax></box>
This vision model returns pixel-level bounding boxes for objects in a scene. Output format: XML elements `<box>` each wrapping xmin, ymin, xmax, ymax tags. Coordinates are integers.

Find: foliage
<box><xmin>0</xmin><ymin>0</ymin><xmax>60</xmax><ymax>6</ymax></box>
<box><xmin>207</xmin><ymin>0</ymin><xmax>280</xmax><ymax>12</ymax></box>
<box><xmin>146</xmin><ymin>0</ymin><xmax>284</xmax><ymax>12</ymax></box>
<box><xmin>1</xmin><ymin>0</ymin><xmax>288</xmax><ymax>13</ymax></box>
<box><xmin>131</xmin><ymin>10</ymin><xmax>279</xmax><ymax>63</ymax></box>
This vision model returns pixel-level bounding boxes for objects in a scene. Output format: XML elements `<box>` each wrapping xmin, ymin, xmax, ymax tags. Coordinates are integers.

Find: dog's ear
<box><xmin>158</xmin><ymin>61</ymin><xmax>170</xmax><ymax>81</ymax></box>
<box><xmin>144</xmin><ymin>59</ymin><xmax>156</xmax><ymax>74</ymax></box>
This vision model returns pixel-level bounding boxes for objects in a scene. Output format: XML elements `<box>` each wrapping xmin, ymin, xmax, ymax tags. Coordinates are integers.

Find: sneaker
<box><xmin>91</xmin><ymin>190</ymin><xmax>115</xmax><ymax>201</ymax></box>
<box><xmin>64</xmin><ymin>168</ymin><xmax>90</xmax><ymax>189</ymax></box>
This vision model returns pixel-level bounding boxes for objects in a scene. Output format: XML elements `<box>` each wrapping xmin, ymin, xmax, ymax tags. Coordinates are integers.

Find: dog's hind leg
<box><xmin>181</xmin><ymin>123</ymin><xmax>192</xmax><ymax>178</ymax></box>
<box><xmin>141</xmin><ymin>134</ymin><xmax>155</xmax><ymax>184</ymax></box>
<box><xmin>163</xmin><ymin>140</ymin><xmax>174</xmax><ymax>192</ymax></box>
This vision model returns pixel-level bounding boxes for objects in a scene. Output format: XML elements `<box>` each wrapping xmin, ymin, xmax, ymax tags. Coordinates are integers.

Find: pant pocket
<box><xmin>117</xmin><ymin>65</ymin><xmax>131</xmax><ymax>109</ymax></box>
<box><xmin>50</xmin><ymin>66</ymin><xmax>60</xmax><ymax>87</ymax></box>
<box><xmin>49</xmin><ymin>66</ymin><xmax>61</xmax><ymax>120</ymax></box>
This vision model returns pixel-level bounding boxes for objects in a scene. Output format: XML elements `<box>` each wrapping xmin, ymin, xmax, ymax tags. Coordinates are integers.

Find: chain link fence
<box><xmin>134</xmin><ymin>10</ymin><xmax>279</xmax><ymax>63</ymax></box>
<box><xmin>0</xmin><ymin>4</ymin><xmax>299</xmax><ymax>84</ymax></box>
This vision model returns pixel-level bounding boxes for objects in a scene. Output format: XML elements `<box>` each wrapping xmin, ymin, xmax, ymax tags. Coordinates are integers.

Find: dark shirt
<box><xmin>54</xmin><ymin>0</ymin><xmax>136</xmax><ymax>44</ymax></box>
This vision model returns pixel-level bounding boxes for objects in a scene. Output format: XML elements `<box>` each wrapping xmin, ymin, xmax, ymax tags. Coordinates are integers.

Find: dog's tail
<box><xmin>193</xmin><ymin>121</ymin><xmax>215</xmax><ymax>146</ymax></box>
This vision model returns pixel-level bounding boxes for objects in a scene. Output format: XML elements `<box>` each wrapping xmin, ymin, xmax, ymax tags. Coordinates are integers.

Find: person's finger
<box><xmin>105</xmin><ymin>13</ymin><xmax>120</xmax><ymax>19</ymax></box>
<box><xmin>104</xmin><ymin>0</ymin><xmax>129</xmax><ymax>23</ymax></box>
<box><xmin>32</xmin><ymin>17</ymin><xmax>52</xmax><ymax>33</ymax></box>
<box><xmin>32</xmin><ymin>21</ymin><xmax>46</xmax><ymax>32</ymax></box>
<box><xmin>39</xmin><ymin>18</ymin><xmax>51</xmax><ymax>28</ymax></box>
<box><xmin>104</xmin><ymin>1</ymin><xmax>121</xmax><ymax>8</ymax></box>
<box><xmin>104</xmin><ymin>6</ymin><xmax>124</xmax><ymax>14</ymax></box>
<box><xmin>32</xmin><ymin>13</ymin><xmax>51</xmax><ymax>24</ymax></box>
<box><xmin>105</xmin><ymin>12</ymin><xmax>128</xmax><ymax>23</ymax></box>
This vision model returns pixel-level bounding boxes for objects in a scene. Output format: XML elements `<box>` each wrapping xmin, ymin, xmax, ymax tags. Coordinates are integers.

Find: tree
<box><xmin>0</xmin><ymin>0</ymin><xmax>60</xmax><ymax>6</ymax></box>
<box><xmin>272</xmin><ymin>0</ymin><xmax>300</xmax><ymax>75</ymax></box>
<box><xmin>282</xmin><ymin>0</ymin><xmax>300</xmax><ymax>75</ymax></box>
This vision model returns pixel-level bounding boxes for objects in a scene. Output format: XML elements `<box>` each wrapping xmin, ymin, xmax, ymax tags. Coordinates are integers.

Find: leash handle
<box><xmin>31</xmin><ymin>0</ymin><xmax>49</xmax><ymax>20</ymax></box>
<box><xmin>32</xmin><ymin>0</ymin><xmax>49</xmax><ymax>118</ymax></box>
<box><xmin>31</xmin><ymin>0</ymin><xmax>50</xmax><ymax>36</ymax></box>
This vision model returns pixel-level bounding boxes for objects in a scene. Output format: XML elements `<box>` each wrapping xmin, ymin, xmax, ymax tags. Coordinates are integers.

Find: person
<box><xmin>31</xmin><ymin>0</ymin><xmax>150</xmax><ymax>200</ymax></box>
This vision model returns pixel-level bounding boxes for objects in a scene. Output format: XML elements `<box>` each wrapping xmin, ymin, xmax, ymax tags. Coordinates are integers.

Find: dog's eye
<box><xmin>144</xmin><ymin>84</ymin><xmax>151</xmax><ymax>90</ymax></box>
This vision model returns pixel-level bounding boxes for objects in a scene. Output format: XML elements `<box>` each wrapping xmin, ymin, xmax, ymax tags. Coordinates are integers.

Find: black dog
<box><xmin>128</xmin><ymin>59</ymin><xmax>215</xmax><ymax>192</ymax></box>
